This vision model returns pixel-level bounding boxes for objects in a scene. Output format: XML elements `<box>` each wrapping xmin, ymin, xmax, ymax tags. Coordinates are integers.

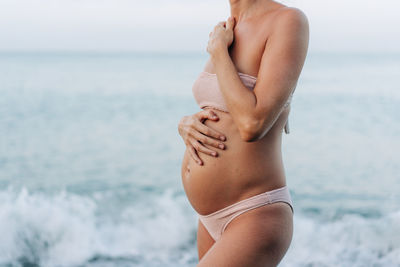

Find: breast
<box><xmin>192</xmin><ymin>71</ymin><xmax>257</xmax><ymax>113</ymax></box>
<box><xmin>192</xmin><ymin>71</ymin><xmax>294</xmax><ymax>134</ymax></box>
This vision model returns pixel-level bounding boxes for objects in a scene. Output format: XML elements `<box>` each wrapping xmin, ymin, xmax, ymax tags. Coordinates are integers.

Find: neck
<box><xmin>229</xmin><ymin>0</ymin><xmax>266</xmax><ymax>22</ymax></box>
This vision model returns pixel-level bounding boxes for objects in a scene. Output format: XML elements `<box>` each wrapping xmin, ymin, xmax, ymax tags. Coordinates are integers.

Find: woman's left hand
<box><xmin>207</xmin><ymin>16</ymin><xmax>236</xmax><ymax>56</ymax></box>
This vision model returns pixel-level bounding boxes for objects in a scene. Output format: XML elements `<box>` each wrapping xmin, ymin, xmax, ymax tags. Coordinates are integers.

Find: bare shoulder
<box><xmin>272</xmin><ymin>7</ymin><xmax>309</xmax><ymax>34</ymax></box>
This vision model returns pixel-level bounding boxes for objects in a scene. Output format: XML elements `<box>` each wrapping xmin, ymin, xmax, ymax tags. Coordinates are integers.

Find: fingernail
<box><xmin>219</xmin><ymin>144</ymin><xmax>224</xmax><ymax>149</ymax></box>
<box><xmin>220</xmin><ymin>136</ymin><xmax>226</xmax><ymax>141</ymax></box>
<box><xmin>212</xmin><ymin>152</ymin><xmax>217</xmax><ymax>156</ymax></box>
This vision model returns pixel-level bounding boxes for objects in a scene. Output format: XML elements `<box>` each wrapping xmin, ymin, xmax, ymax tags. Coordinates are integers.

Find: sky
<box><xmin>0</xmin><ymin>0</ymin><xmax>399</xmax><ymax>53</ymax></box>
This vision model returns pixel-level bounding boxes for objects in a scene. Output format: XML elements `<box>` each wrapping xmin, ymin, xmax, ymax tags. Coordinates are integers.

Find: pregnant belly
<box><xmin>180</xmin><ymin>109</ymin><xmax>286</xmax><ymax>216</ymax></box>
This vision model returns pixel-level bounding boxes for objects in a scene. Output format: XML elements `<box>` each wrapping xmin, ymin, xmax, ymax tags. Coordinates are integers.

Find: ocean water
<box><xmin>0</xmin><ymin>51</ymin><xmax>399</xmax><ymax>267</ymax></box>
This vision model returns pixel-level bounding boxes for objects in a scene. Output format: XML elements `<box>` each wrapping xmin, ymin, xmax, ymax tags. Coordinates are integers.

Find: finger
<box><xmin>196</xmin><ymin>109</ymin><xmax>219</xmax><ymax>122</ymax></box>
<box><xmin>189</xmin><ymin>142</ymin><xmax>205</xmax><ymax>165</ymax></box>
<box><xmin>190</xmin><ymin>138</ymin><xmax>218</xmax><ymax>157</ymax></box>
<box><xmin>206</xmin><ymin>109</ymin><xmax>219</xmax><ymax>119</ymax></box>
<box><xmin>198</xmin><ymin>141</ymin><xmax>219</xmax><ymax>157</ymax></box>
<box><xmin>189</xmin><ymin>145</ymin><xmax>203</xmax><ymax>165</ymax></box>
<box><xmin>195</xmin><ymin>110</ymin><xmax>226</xmax><ymax>140</ymax></box>
<box><xmin>190</xmin><ymin>127</ymin><xmax>225</xmax><ymax>151</ymax></box>
<box><xmin>216</xmin><ymin>21</ymin><xmax>225</xmax><ymax>28</ymax></box>
<box><xmin>226</xmin><ymin>16</ymin><xmax>235</xmax><ymax>30</ymax></box>
<box><xmin>194</xmin><ymin>120</ymin><xmax>226</xmax><ymax>143</ymax></box>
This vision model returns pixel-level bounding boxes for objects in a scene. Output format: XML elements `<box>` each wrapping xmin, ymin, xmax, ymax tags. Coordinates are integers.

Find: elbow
<box><xmin>239</xmin><ymin>119</ymin><xmax>263</xmax><ymax>142</ymax></box>
<box><xmin>240</xmin><ymin>131</ymin><xmax>259</xmax><ymax>142</ymax></box>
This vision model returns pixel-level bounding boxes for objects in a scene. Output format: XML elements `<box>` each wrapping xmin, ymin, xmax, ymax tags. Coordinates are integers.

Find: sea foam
<box><xmin>0</xmin><ymin>187</ymin><xmax>399</xmax><ymax>266</ymax></box>
<box><xmin>0</xmin><ymin>187</ymin><xmax>197</xmax><ymax>267</ymax></box>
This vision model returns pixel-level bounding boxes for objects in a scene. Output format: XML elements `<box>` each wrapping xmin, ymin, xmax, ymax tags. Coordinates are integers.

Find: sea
<box><xmin>0</xmin><ymin>50</ymin><xmax>399</xmax><ymax>267</ymax></box>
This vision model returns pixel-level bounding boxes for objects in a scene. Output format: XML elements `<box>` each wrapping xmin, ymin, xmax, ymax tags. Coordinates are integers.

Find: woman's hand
<box><xmin>207</xmin><ymin>16</ymin><xmax>236</xmax><ymax>56</ymax></box>
<box><xmin>178</xmin><ymin>109</ymin><xmax>227</xmax><ymax>166</ymax></box>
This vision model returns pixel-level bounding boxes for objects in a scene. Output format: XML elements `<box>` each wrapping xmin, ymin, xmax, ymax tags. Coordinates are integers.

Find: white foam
<box><xmin>280</xmin><ymin>211</ymin><xmax>400</xmax><ymax>266</ymax></box>
<box><xmin>0</xmin><ymin>187</ymin><xmax>197</xmax><ymax>266</ymax></box>
<box><xmin>1</xmin><ymin>186</ymin><xmax>399</xmax><ymax>266</ymax></box>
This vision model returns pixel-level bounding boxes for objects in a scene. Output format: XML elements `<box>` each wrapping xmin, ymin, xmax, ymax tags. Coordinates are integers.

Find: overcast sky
<box><xmin>0</xmin><ymin>0</ymin><xmax>398</xmax><ymax>53</ymax></box>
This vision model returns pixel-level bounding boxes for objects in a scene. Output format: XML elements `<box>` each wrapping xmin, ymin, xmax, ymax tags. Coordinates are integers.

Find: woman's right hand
<box><xmin>178</xmin><ymin>109</ymin><xmax>227</xmax><ymax>165</ymax></box>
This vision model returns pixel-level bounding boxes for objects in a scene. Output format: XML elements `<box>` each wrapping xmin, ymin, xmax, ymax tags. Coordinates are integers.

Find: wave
<box><xmin>0</xmin><ymin>187</ymin><xmax>197</xmax><ymax>267</ymax></box>
<box><xmin>0</xmin><ymin>187</ymin><xmax>398</xmax><ymax>267</ymax></box>
<box><xmin>280</xmin><ymin>210</ymin><xmax>400</xmax><ymax>267</ymax></box>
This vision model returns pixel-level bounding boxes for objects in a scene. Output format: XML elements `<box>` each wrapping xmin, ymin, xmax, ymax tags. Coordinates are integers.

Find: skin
<box><xmin>177</xmin><ymin>0</ymin><xmax>309</xmax><ymax>265</ymax></box>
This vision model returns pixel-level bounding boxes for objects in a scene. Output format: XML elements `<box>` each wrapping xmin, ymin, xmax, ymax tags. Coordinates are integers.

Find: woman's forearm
<box><xmin>210</xmin><ymin>46</ymin><xmax>258</xmax><ymax>140</ymax></box>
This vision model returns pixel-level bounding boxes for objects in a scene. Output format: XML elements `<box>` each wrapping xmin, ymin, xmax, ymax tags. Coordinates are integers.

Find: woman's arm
<box><xmin>209</xmin><ymin>8</ymin><xmax>309</xmax><ymax>142</ymax></box>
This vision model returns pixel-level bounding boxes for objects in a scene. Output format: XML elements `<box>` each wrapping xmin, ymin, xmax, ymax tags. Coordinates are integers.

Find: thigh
<box><xmin>197</xmin><ymin>202</ymin><xmax>293</xmax><ymax>267</ymax></box>
<box><xmin>197</xmin><ymin>218</ymin><xmax>216</xmax><ymax>260</ymax></box>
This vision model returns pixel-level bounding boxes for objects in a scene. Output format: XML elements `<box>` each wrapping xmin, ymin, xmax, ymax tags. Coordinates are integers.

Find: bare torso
<box><xmin>181</xmin><ymin>4</ymin><xmax>292</xmax><ymax>216</ymax></box>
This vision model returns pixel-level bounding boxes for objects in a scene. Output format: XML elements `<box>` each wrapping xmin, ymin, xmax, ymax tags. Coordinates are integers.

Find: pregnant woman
<box><xmin>178</xmin><ymin>0</ymin><xmax>309</xmax><ymax>266</ymax></box>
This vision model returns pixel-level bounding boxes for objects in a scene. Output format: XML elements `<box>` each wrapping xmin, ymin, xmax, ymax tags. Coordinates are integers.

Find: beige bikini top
<box><xmin>192</xmin><ymin>71</ymin><xmax>294</xmax><ymax>134</ymax></box>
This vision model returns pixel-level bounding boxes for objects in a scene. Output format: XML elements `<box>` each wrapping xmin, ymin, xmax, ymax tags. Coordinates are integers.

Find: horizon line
<box><xmin>0</xmin><ymin>49</ymin><xmax>399</xmax><ymax>56</ymax></box>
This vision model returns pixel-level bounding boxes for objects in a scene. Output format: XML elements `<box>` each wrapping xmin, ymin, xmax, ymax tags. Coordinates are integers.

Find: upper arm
<box><xmin>251</xmin><ymin>8</ymin><xmax>309</xmax><ymax>137</ymax></box>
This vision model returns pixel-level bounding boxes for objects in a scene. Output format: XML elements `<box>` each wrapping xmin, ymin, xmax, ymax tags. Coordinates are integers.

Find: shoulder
<box><xmin>272</xmin><ymin>7</ymin><xmax>309</xmax><ymax>34</ymax></box>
